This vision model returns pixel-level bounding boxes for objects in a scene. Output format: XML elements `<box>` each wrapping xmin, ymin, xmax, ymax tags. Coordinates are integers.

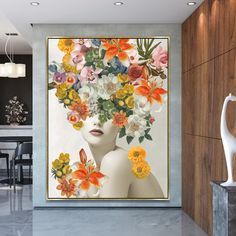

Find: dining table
<box><xmin>0</xmin><ymin>136</ymin><xmax>33</xmax><ymax>183</ymax></box>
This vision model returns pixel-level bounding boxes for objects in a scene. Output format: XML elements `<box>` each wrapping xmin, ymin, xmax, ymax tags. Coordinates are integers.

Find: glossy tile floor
<box><xmin>0</xmin><ymin>178</ymin><xmax>207</xmax><ymax>236</ymax></box>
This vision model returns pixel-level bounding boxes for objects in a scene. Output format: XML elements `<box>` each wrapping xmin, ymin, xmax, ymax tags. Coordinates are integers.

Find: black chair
<box><xmin>0</xmin><ymin>152</ymin><xmax>9</xmax><ymax>179</ymax></box>
<box><xmin>10</xmin><ymin>142</ymin><xmax>33</xmax><ymax>192</ymax></box>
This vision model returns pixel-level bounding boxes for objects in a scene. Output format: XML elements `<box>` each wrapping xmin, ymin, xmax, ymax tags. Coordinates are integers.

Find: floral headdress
<box><xmin>48</xmin><ymin>38</ymin><xmax>168</xmax><ymax>144</ymax></box>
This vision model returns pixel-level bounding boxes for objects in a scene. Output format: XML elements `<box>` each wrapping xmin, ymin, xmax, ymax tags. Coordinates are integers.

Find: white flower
<box><xmin>127</xmin><ymin>49</ymin><xmax>139</xmax><ymax>64</ymax></box>
<box><xmin>125</xmin><ymin>114</ymin><xmax>147</xmax><ymax>137</ymax></box>
<box><xmin>133</xmin><ymin>95</ymin><xmax>151</xmax><ymax>117</ymax></box>
<box><xmin>97</xmin><ymin>74</ymin><xmax>121</xmax><ymax>100</ymax></box>
<box><xmin>78</xmin><ymin>84</ymin><xmax>97</xmax><ymax>102</ymax></box>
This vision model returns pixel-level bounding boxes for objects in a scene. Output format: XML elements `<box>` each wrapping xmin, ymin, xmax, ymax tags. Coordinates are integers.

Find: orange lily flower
<box><xmin>72</xmin><ymin>165</ymin><xmax>105</xmax><ymax>191</ymax></box>
<box><xmin>68</xmin><ymin>101</ymin><xmax>89</xmax><ymax>120</ymax></box>
<box><xmin>135</xmin><ymin>79</ymin><xmax>167</xmax><ymax>104</ymax></box>
<box><xmin>56</xmin><ymin>177</ymin><xmax>78</xmax><ymax>198</ymax></box>
<box><xmin>72</xmin><ymin>149</ymin><xmax>105</xmax><ymax>191</ymax></box>
<box><xmin>101</xmin><ymin>39</ymin><xmax>133</xmax><ymax>63</ymax></box>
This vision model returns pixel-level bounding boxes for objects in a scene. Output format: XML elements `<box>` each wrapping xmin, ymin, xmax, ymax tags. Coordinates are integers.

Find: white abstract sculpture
<box><xmin>221</xmin><ymin>93</ymin><xmax>236</xmax><ymax>186</ymax></box>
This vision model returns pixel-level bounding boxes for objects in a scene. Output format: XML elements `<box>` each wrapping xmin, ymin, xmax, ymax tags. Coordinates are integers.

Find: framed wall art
<box><xmin>47</xmin><ymin>37</ymin><xmax>169</xmax><ymax>200</ymax></box>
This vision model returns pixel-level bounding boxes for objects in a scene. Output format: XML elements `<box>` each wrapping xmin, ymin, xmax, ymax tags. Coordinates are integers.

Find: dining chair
<box><xmin>10</xmin><ymin>142</ymin><xmax>33</xmax><ymax>192</ymax></box>
<box><xmin>0</xmin><ymin>151</ymin><xmax>9</xmax><ymax>180</ymax></box>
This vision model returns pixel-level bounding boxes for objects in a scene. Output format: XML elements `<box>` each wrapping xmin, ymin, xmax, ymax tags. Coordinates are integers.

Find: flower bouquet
<box><xmin>48</xmin><ymin>38</ymin><xmax>168</xmax><ymax>144</ymax></box>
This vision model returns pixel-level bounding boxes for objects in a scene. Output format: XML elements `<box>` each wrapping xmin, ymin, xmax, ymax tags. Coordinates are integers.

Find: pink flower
<box><xmin>67</xmin><ymin>111</ymin><xmax>80</xmax><ymax>124</ymax></box>
<box><xmin>149</xmin><ymin>116</ymin><xmax>155</xmax><ymax>124</ymax></box>
<box><xmin>65</xmin><ymin>73</ymin><xmax>77</xmax><ymax>85</ymax></box>
<box><xmin>73</xmin><ymin>39</ymin><xmax>91</xmax><ymax>54</ymax></box>
<box><xmin>79</xmin><ymin>66</ymin><xmax>102</xmax><ymax>85</ymax></box>
<box><xmin>53</xmin><ymin>72</ymin><xmax>66</xmax><ymax>84</ymax></box>
<box><xmin>152</xmin><ymin>46</ymin><xmax>168</xmax><ymax>69</ymax></box>
<box><xmin>127</xmin><ymin>49</ymin><xmax>139</xmax><ymax>64</ymax></box>
<box><xmin>70</xmin><ymin>51</ymin><xmax>86</xmax><ymax>71</ymax></box>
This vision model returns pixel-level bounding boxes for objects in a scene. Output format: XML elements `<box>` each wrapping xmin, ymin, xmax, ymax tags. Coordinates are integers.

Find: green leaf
<box><xmin>148</xmin><ymin>39</ymin><xmax>155</xmax><ymax>50</ymax></box>
<box><xmin>126</xmin><ymin>136</ymin><xmax>134</xmax><ymax>144</ymax></box>
<box><xmin>137</xmin><ymin>39</ymin><xmax>140</xmax><ymax>49</ymax></box>
<box><xmin>93</xmin><ymin>48</ymin><xmax>99</xmax><ymax>58</ymax></box>
<box><xmin>48</xmin><ymin>82</ymin><xmax>57</xmax><ymax>90</ymax></box>
<box><xmin>160</xmin><ymin>73</ymin><xmax>167</xmax><ymax>80</ymax></box>
<box><xmin>96</xmin><ymin>60</ymin><xmax>104</xmax><ymax>69</ymax></box>
<box><xmin>138</xmin><ymin>49</ymin><xmax>145</xmax><ymax>58</ymax></box>
<box><xmin>151</xmin><ymin>68</ymin><xmax>160</xmax><ymax>77</ymax></box>
<box><xmin>139</xmin><ymin>136</ymin><xmax>145</xmax><ymax>143</ymax></box>
<box><xmin>119</xmin><ymin>127</ymin><xmax>126</xmax><ymax>138</ymax></box>
<box><xmin>145</xmin><ymin>134</ymin><xmax>152</xmax><ymax>141</ymax></box>
<box><xmin>100</xmin><ymin>49</ymin><xmax>106</xmax><ymax>59</ymax></box>
<box><xmin>145</xmin><ymin>128</ymin><xmax>151</xmax><ymax>134</ymax></box>
<box><xmin>144</xmin><ymin>39</ymin><xmax>148</xmax><ymax>51</ymax></box>
<box><xmin>84</xmin><ymin>62</ymin><xmax>94</xmax><ymax>67</ymax></box>
<box><xmin>147</xmin><ymin>42</ymin><xmax>161</xmax><ymax>56</ymax></box>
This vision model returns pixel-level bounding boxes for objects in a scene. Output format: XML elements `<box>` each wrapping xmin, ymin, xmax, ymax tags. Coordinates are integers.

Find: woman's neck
<box><xmin>89</xmin><ymin>140</ymin><xmax>116</xmax><ymax>168</ymax></box>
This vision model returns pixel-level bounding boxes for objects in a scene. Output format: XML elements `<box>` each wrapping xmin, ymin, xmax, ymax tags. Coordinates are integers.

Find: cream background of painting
<box><xmin>48</xmin><ymin>38</ymin><xmax>168</xmax><ymax>198</ymax></box>
<box><xmin>33</xmin><ymin>24</ymin><xmax>181</xmax><ymax>207</ymax></box>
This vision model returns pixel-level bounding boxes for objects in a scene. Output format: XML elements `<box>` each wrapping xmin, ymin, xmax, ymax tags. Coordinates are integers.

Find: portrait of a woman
<box><xmin>47</xmin><ymin>37</ymin><xmax>169</xmax><ymax>199</ymax></box>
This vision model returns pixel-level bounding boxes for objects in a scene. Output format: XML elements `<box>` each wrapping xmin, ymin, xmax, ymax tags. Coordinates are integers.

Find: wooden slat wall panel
<box><xmin>182</xmin><ymin>61</ymin><xmax>214</xmax><ymax>137</ymax></box>
<box><xmin>182</xmin><ymin>0</ymin><xmax>236</xmax><ymax>235</ymax></box>
<box><xmin>209</xmin><ymin>0</ymin><xmax>236</xmax><ymax>59</ymax></box>
<box><xmin>182</xmin><ymin>134</ymin><xmax>227</xmax><ymax>234</ymax></box>
<box><xmin>182</xmin><ymin>1</ymin><xmax>209</xmax><ymax>73</ymax></box>
<box><xmin>182</xmin><ymin>0</ymin><xmax>236</xmax><ymax>73</ymax></box>
<box><xmin>212</xmin><ymin>48</ymin><xmax>236</xmax><ymax>138</ymax></box>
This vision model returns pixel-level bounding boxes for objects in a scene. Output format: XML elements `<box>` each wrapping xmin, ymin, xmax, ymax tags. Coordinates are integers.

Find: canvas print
<box><xmin>47</xmin><ymin>37</ymin><xmax>169</xmax><ymax>199</ymax></box>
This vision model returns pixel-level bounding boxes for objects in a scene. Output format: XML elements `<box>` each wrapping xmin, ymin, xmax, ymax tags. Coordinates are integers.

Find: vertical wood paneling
<box><xmin>209</xmin><ymin>0</ymin><xmax>236</xmax><ymax>59</ymax></box>
<box><xmin>182</xmin><ymin>0</ymin><xmax>236</xmax><ymax>73</ymax></box>
<box><xmin>182</xmin><ymin>61</ymin><xmax>214</xmax><ymax>137</ymax></box>
<box><xmin>182</xmin><ymin>1</ymin><xmax>209</xmax><ymax>73</ymax></box>
<box><xmin>212</xmin><ymin>48</ymin><xmax>236</xmax><ymax>138</ymax></box>
<box><xmin>182</xmin><ymin>0</ymin><xmax>236</xmax><ymax>235</ymax></box>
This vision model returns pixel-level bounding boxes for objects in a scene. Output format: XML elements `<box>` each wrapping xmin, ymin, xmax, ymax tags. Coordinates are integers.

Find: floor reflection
<box><xmin>0</xmin><ymin>183</ymin><xmax>207</xmax><ymax>236</ymax></box>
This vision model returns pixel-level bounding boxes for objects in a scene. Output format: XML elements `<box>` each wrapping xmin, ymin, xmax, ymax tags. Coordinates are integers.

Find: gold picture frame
<box><xmin>46</xmin><ymin>37</ymin><xmax>170</xmax><ymax>201</ymax></box>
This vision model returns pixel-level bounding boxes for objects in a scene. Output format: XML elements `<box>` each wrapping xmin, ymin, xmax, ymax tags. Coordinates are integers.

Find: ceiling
<box><xmin>0</xmin><ymin>0</ymin><xmax>203</xmax><ymax>54</ymax></box>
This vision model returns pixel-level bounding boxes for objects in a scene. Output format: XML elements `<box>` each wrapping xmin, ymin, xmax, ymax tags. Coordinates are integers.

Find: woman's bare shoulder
<box><xmin>101</xmin><ymin>147</ymin><xmax>131</xmax><ymax>172</ymax></box>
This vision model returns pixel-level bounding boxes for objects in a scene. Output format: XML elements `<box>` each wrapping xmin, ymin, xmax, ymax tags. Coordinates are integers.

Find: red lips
<box><xmin>89</xmin><ymin>129</ymin><xmax>104</xmax><ymax>136</ymax></box>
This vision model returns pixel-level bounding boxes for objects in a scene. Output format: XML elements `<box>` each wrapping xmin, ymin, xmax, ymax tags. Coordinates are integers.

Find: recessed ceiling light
<box><xmin>114</xmin><ymin>2</ymin><xmax>124</xmax><ymax>6</ymax></box>
<box><xmin>30</xmin><ymin>2</ymin><xmax>40</xmax><ymax>6</ymax></box>
<box><xmin>187</xmin><ymin>2</ymin><xmax>196</xmax><ymax>6</ymax></box>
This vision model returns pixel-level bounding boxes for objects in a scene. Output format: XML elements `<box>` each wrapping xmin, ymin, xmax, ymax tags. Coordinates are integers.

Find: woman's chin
<box><xmin>84</xmin><ymin>135</ymin><xmax>106</xmax><ymax>146</ymax></box>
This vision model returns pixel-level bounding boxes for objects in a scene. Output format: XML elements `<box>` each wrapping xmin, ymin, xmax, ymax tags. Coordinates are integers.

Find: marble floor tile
<box><xmin>0</xmin><ymin>177</ymin><xmax>207</xmax><ymax>236</ymax></box>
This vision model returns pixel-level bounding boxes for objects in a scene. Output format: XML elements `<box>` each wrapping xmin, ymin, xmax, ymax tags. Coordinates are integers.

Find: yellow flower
<box><xmin>125</xmin><ymin>96</ymin><xmax>134</xmax><ymax>109</ymax></box>
<box><xmin>117</xmin><ymin>73</ymin><xmax>129</xmax><ymax>83</ymax></box>
<box><xmin>52</xmin><ymin>159</ymin><xmax>63</xmax><ymax>170</ymax></box>
<box><xmin>55</xmin><ymin>83</ymin><xmax>68</xmax><ymax>100</ymax></box>
<box><xmin>64</xmin><ymin>99</ymin><xmax>71</xmax><ymax>105</ymax></box>
<box><xmin>68</xmin><ymin>89</ymin><xmax>80</xmax><ymax>102</ymax></box>
<box><xmin>116</xmin><ymin>89</ymin><xmax>126</xmax><ymax>99</ymax></box>
<box><xmin>62</xmin><ymin>54</ymin><xmax>79</xmax><ymax>74</ymax></box>
<box><xmin>118</xmin><ymin>100</ymin><xmax>124</xmax><ymax>106</ymax></box>
<box><xmin>128</xmin><ymin>146</ymin><xmax>146</xmax><ymax>163</ymax></box>
<box><xmin>56</xmin><ymin>170</ymin><xmax>63</xmax><ymax>178</ymax></box>
<box><xmin>123</xmin><ymin>84</ymin><xmax>134</xmax><ymax>94</ymax></box>
<box><xmin>59</xmin><ymin>153</ymin><xmax>70</xmax><ymax>164</ymax></box>
<box><xmin>132</xmin><ymin>161</ymin><xmax>151</xmax><ymax>179</ymax></box>
<box><xmin>62</xmin><ymin>165</ymin><xmax>72</xmax><ymax>175</ymax></box>
<box><xmin>73</xmin><ymin>121</ymin><xmax>84</xmax><ymax>131</ymax></box>
<box><xmin>58</xmin><ymin>39</ymin><xmax>75</xmax><ymax>53</ymax></box>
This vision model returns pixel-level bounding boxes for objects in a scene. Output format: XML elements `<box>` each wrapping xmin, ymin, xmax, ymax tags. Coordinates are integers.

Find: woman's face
<box><xmin>81</xmin><ymin>115</ymin><xmax>120</xmax><ymax>146</ymax></box>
